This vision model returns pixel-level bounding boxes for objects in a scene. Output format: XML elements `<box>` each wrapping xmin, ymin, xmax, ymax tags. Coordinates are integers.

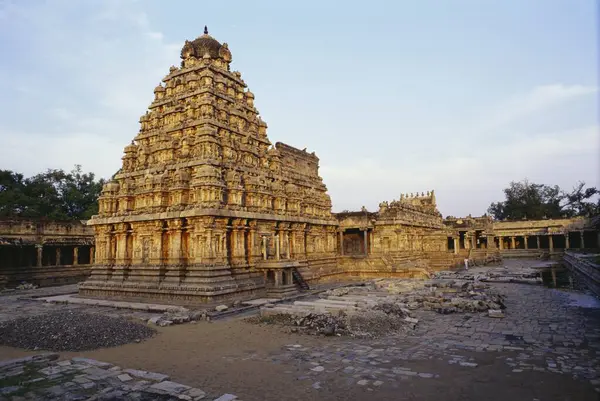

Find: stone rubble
<box><xmin>256</xmin><ymin>277</ymin><xmax>508</xmax><ymax>336</ymax></box>
<box><xmin>432</xmin><ymin>264</ymin><xmax>547</xmax><ymax>285</ymax></box>
<box><xmin>0</xmin><ymin>353</ymin><xmax>239</xmax><ymax>400</ymax></box>
<box><xmin>0</xmin><ymin>310</ymin><xmax>156</xmax><ymax>351</ymax></box>
<box><xmin>15</xmin><ymin>282</ymin><xmax>38</xmax><ymax>291</ymax></box>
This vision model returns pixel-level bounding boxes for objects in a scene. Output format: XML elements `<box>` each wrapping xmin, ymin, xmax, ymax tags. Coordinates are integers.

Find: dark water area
<box><xmin>541</xmin><ymin>267</ymin><xmax>582</xmax><ymax>290</ymax></box>
<box><xmin>541</xmin><ymin>265</ymin><xmax>600</xmax><ymax>308</ymax></box>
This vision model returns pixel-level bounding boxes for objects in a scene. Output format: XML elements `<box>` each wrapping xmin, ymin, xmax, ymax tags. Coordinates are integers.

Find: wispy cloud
<box><xmin>483</xmin><ymin>84</ymin><xmax>597</xmax><ymax>131</ymax></box>
<box><xmin>322</xmin><ymin>124</ymin><xmax>600</xmax><ymax>216</ymax></box>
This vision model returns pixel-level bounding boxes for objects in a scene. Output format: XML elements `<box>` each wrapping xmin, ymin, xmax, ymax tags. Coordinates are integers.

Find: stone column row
<box><xmin>494</xmin><ymin>232</ymin><xmax>589</xmax><ymax>250</ymax></box>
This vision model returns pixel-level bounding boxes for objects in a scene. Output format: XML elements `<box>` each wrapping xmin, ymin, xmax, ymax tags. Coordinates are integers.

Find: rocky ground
<box><xmin>0</xmin><ymin>259</ymin><xmax>599</xmax><ymax>400</ymax></box>
<box><xmin>0</xmin><ymin>311</ymin><xmax>156</xmax><ymax>351</ymax></box>
<box><xmin>253</xmin><ymin>275</ymin><xmax>508</xmax><ymax>337</ymax></box>
<box><xmin>0</xmin><ymin>353</ymin><xmax>237</xmax><ymax>400</ymax></box>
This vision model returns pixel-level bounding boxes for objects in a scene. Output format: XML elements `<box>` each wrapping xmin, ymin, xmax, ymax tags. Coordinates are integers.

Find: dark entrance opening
<box><xmin>342</xmin><ymin>228</ymin><xmax>366</xmax><ymax>256</ymax></box>
<box><xmin>447</xmin><ymin>237</ymin><xmax>454</xmax><ymax>252</ymax></box>
<box><xmin>568</xmin><ymin>232</ymin><xmax>581</xmax><ymax>249</ymax></box>
<box><xmin>552</xmin><ymin>235</ymin><xmax>566</xmax><ymax>249</ymax></box>
<box><xmin>515</xmin><ymin>236</ymin><xmax>525</xmax><ymax>249</ymax></box>
<box><xmin>458</xmin><ymin>232</ymin><xmax>466</xmax><ymax>249</ymax></box>
<box><xmin>583</xmin><ymin>231</ymin><xmax>597</xmax><ymax>248</ymax></box>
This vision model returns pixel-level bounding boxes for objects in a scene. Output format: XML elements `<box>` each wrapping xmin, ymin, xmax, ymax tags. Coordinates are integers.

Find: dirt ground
<box><xmin>1</xmin><ymin>317</ymin><xmax>597</xmax><ymax>401</ymax></box>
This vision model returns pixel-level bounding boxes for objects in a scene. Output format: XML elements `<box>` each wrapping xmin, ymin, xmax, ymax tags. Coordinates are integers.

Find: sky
<box><xmin>0</xmin><ymin>0</ymin><xmax>598</xmax><ymax>217</ymax></box>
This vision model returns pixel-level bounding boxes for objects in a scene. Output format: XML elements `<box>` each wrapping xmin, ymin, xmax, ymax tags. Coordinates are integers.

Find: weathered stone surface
<box><xmin>214</xmin><ymin>394</ymin><xmax>238</xmax><ymax>401</ymax></box>
<box><xmin>0</xmin><ymin>355</ymin><xmax>216</xmax><ymax>401</ymax></box>
<box><xmin>149</xmin><ymin>380</ymin><xmax>191</xmax><ymax>394</ymax></box>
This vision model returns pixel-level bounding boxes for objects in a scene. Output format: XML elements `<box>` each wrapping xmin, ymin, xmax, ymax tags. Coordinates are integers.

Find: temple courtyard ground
<box><xmin>1</xmin><ymin>259</ymin><xmax>599</xmax><ymax>400</ymax></box>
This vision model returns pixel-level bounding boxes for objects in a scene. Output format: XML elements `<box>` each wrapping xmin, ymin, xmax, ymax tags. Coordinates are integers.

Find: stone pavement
<box><xmin>0</xmin><ymin>286</ymin><xmax>160</xmax><ymax>325</ymax></box>
<box><xmin>0</xmin><ymin>353</ymin><xmax>241</xmax><ymax>400</ymax></box>
<box><xmin>1</xmin><ymin>259</ymin><xmax>599</xmax><ymax>399</ymax></box>
<box><xmin>240</xmin><ymin>260</ymin><xmax>600</xmax><ymax>395</ymax></box>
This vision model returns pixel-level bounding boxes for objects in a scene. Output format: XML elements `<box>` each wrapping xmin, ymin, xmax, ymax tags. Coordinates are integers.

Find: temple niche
<box><xmin>80</xmin><ymin>27</ymin><xmax>337</xmax><ymax>303</ymax></box>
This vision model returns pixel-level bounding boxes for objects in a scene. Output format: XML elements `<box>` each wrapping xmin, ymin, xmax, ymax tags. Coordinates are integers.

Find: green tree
<box><xmin>59</xmin><ymin>165</ymin><xmax>105</xmax><ymax>219</ymax></box>
<box><xmin>488</xmin><ymin>180</ymin><xmax>599</xmax><ymax>220</ymax></box>
<box><xmin>0</xmin><ymin>170</ymin><xmax>28</xmax><ymax>217</ymax></box>
<box><xmin>0</xmin><ymin>165</ymin><xmax>105</xmax><ymax>220</ymax></box>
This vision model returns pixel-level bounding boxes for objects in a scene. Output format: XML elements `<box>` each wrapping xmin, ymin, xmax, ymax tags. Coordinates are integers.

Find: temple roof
<box><xmin>181</xmin><ymin>26</ymin><xmax>223</xmax><ymax>59</ymax></box>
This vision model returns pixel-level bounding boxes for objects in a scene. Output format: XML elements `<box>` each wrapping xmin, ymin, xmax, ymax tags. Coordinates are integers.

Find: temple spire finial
<box><xmin>204</xmin><ymin>25</ymin><xmax>208</xmax><ymax>35</ymax></box>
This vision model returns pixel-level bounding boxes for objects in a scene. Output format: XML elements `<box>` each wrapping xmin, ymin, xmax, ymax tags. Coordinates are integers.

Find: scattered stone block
<box><xmin>118</xmin><ymin>374</ymin><xmax>133</xmax><ymax>382</ymax></box>
<box><xmin>71</xmin><ymin>357</ymin><xmax>112</xmax><ymax>368</ymax></box>
<box><xmin>459</xmin><ymin>361</ymin><xmax>478</xmax><ymax>367</ymax></box>
<box><xmin>149</xmin><ymin>380</ymin><xmax>191</xmax><ymax>394</ymax></box>
<box><xmin>488</xmin><ymin>309</ymin><xmax>505</xmax><ymax>318</ymax></box>
<box><xmin>185</xmin><ymin>388</ymin><xmax>207</xmax><ymax>399</ymax></box>
<box><xmin>215</xmin><ymin>305</ymin><xmax>229</xmax><ymax>312</ymax></box>
<box><xmin>124</xmin><ymin>368</ymin><xmax>169</xmax><ymax>382</ymax></box>
<box><xmin>214</xmin><ymin>394</ymin><xmax>238</xmax><ymax>401</ymax></box>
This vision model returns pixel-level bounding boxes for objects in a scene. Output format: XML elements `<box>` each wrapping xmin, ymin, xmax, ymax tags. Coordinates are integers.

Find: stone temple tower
<box><xmin>80</xmin><ymin>28</ymin><xmax>338</xmax><ymax>303</ymax></box>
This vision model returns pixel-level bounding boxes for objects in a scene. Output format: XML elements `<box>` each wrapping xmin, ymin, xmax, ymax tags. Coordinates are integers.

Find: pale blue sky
<box><xmin>0</xmin><ymin>0</ymin><xmax>597</xmax><ymax>216</ymax></box>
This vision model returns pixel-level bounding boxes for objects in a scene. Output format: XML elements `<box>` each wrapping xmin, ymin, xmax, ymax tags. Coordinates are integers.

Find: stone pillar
<box><xmin>36</xmin><ymin>245</ymin><xmax>43</xmax><ymax>267</ymax></box>
<box><xmin>230</xmin><ymin>225</ymin><xmax>237</xmax><ymax>259</ymax></box>
<box><xmin>363</xmin><ymin>229</ymin><xmax>368</xmax><ymax>255</ymax></box>
<box><xmin>511</xmin><ymin>237</ymin><xmax>516</xmax><ymax>250</ymax></box>
<box><xmin>262</xmin><ymin>236</ymin><xmax>267</xmax><ymax>260</ymax></box>
<box><xmin>536</xmin><ymin>236</ymin><xmax>541</xmax><ymax>249</ymax></box>
<box><xmin>524</xmin><ymin>236</ymin><xmax>528</xmax><ymax>250</ymax></box>
<box><xmin>55</xmin><ymin>247</ymin><xmax>61</xmax><ymax>266</ymax></box>
<box><xmin>169</xmin><ymin>221</ymin><xmax>183</xmax><ymax>265</ymax></box>
<box><xmin>275</xmin><ymin>235</ymin><xmax>280</xmax><ymax>260</ymax></box>
<box><xmin>339</xmin><ymin>231</ymin><xmax>344</xmax><ymax>255</ymax></box>
<box><xmin>90</xmin><ymin>247</ymin><xmax>95</xmax><ymax>264</ymax></box>
<box><xmin>580</xmin><ymin>231</ymin><xmax>585</xmax><ymax>249</ymax></box>
<box><xmin>246</xmin><ymin>223</ymin><xmax>255</xmax><ymax>264</ymax></box>
<box><xmin>453</xmin><ymin>238</ymin><xmax>459</xmax><ymax>254</ymax></box>
<box><xmin>73</xmin><ymin>247</ymin><xmax>79</xmax><ymax>265</ymax></box>
<box><xmin>565</xmin><ymin>233</ymin><xmax>570</xmax><ymax>249</ymax></box>
<box><xmin>549</xmin><ymin>235</ymin><xmax>554</xmax><ymax>252</ymax></box>
<box><xmin>275</xmin><ymin>270</ymin><xmax>282</xmax><ymax>286</ymax></box>
<box><xmin>498</xmin><ymin>237</ymin><xmax>503</xmax><ymax>250</ymax></box>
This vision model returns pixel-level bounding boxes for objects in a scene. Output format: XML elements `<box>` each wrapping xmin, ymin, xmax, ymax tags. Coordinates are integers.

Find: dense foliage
<box><xmin>488</xmin><ymin>180</ymin><xmax>599</xmax><ymax>220</ymax></box>
<box><xmin>0</xmin><ymin>165</ymin><xmax>105</xmax><ymax>220</ymax></box>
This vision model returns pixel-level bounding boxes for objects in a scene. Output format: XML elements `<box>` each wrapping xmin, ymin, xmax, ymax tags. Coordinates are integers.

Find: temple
<box><xmin>74</xmin><ymin>29</ymin><xmax>600</xmax><ymax>303</ymax></box>
<box><xmin>79</xmin><ymin>28</ymin><xmax>337</xmax><ymax>302</ymax></box>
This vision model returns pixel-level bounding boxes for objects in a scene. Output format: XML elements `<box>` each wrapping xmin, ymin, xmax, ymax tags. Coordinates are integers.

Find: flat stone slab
<box><xmin>242</xmin><ymin>298</ymin><xmax>279</xmax><ymax>306</ymax></box>
<box><xmin>124</xmin><ymin>368</ymin><xmax>170</xmax><ymax>382</ymax></box>
<box><xmin>149</xmin><ymin>380</ymin><xmax>191</xmax><ymax>393</ymax></box>
<box><xmin>0</xmin><ymin>354</ymin><xmax>221</xmax><ymax>400</ymax></box>
<box><xmin>41</xmin><ymin>294</ymin><xmax>188</xmax><ymax>313</ymax></box>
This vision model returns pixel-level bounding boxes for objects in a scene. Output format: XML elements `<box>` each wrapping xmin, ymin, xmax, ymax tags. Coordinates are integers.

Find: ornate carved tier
<box><xmin>80</xmin><ymin>29</ymin><xmax>337</xmax><ymax>303</ymax></box>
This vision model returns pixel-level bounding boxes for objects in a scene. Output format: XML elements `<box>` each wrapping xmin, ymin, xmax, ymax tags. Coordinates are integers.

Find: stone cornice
<box><xmin>89</xmin><ymin>208</ymin><xmax>337</xmax><ymax>227</ymax></box>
